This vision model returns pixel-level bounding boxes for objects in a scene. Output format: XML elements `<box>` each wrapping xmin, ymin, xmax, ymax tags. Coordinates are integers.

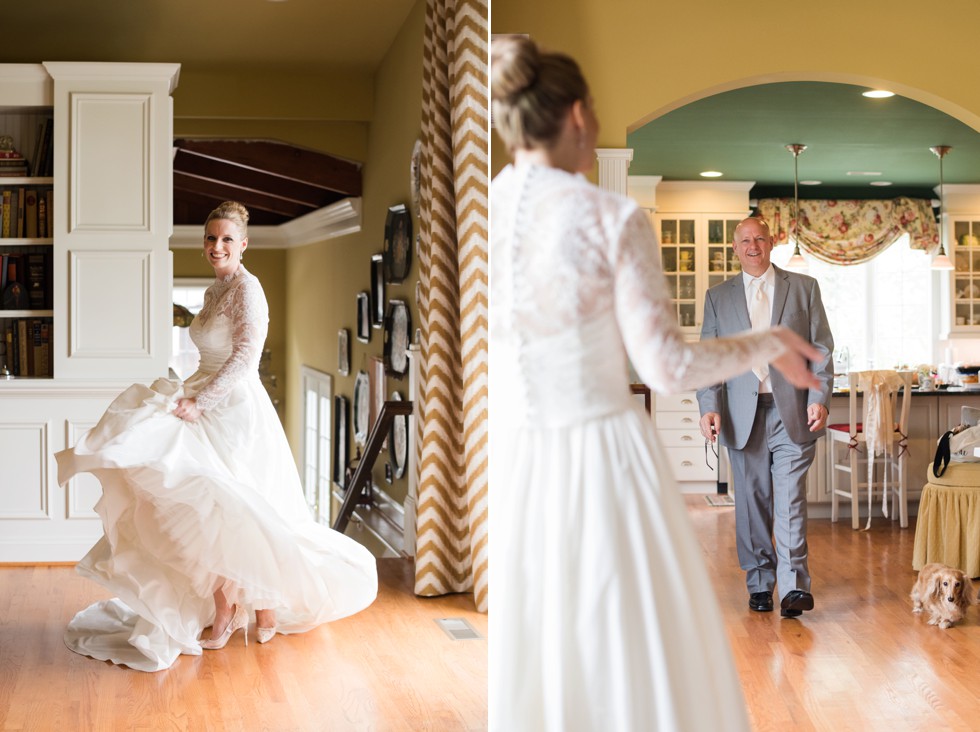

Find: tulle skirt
<box><xmin>57</xmin><ymin>373</ymin><xmax>377</xmax><ymax>672</ymax></box>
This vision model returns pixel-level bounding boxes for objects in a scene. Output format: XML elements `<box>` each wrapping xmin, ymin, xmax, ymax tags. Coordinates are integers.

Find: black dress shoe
<box><xmin>748</xmin><ymin>591</ymin><xmax>773</xmax><ymax>612</ymax></box>
<box><xmin>780</xmin><ymin>590</ymin><xmax>814</xmax><ymax>617</ymax></box>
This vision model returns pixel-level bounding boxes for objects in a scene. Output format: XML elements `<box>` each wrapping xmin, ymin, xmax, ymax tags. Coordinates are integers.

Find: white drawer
<box><xmin>659</xmin><ymin>428</ymin><xmax>703</xmax><ymax>448</ymax></box>
<box><xmin>664</xmin><ymin>446</ymin><xmax>717</xmax><ymax>481</ymax></box>
<box><xmin>655</xmin><ymin>392</ymin><xmax>699</xmax><ymax>412</ymax></box>
<box><xmin>656</xmin><ymin>412</ymin><xmax>700</xmax><ymax>430</ymax></box>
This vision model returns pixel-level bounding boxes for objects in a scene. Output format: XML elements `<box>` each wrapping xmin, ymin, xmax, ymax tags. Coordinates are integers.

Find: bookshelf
<box><xmin>0</xmin><ymin>109</ymin><xmax>54</xmax><ymax>378</ymax></box>
<box><xmin>0</xmin><ymin>62</ymin><xmax>180</xmax><ymax>561</ymax></box>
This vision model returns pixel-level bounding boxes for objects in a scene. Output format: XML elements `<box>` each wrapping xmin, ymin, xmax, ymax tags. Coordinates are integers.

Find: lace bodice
<box><xmin>490</xmin><ymin>163</ymin><xmax>785</xmax><ymax>399</ymax></box>
<box><xmin>188</xmin><ymin>266</ymin><xmax>269</xmax><ymax>411</ymax></box>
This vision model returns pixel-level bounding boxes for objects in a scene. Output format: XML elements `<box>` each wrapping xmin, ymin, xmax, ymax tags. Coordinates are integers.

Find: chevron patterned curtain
<box><xmin>414</xmin><ymin>0</ymin><xmax>489</xmax><ymax>612</ymax></box>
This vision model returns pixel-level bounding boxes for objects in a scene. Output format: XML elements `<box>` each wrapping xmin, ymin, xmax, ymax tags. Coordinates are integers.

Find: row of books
<box><xmin>0</xmin><ymin>154</ymin><xmax>29</xmax><ymax>178</ymax></box>
<box><xmin>0</xmin><ymin>248</ymin><xmax>51</xmax><ymax>310</ymax></box>
<box><xmin>0</xmin><ymin>318</ymin><xmax>52</xmax><ymax>378</ymax></box>
<box><xmin>0</xmin><ymin>187</ymin><xmax>53</xmax><ymax>238</ymax></box>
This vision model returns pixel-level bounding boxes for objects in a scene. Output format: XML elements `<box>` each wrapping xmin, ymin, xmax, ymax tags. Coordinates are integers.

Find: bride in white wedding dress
<box><xmin>56</xmin><ymin>201</ymin><xmax>377</xmax><ymax>672</ymax></box>
<box><xmin>490</xmin><ymin>38</ymin><xmax>824</xmax><ymax>731</ymax></box>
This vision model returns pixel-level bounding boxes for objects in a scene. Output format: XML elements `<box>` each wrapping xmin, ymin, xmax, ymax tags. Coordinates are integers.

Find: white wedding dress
<box><xmin>490</xmin><ymin>164</ymin><xmax>787</xmax><ymax>731</ymax></box>
<box><xmin>57</xmin><ymin>266</ymin><xmax>377</xmax><ymax>672</ymax></box>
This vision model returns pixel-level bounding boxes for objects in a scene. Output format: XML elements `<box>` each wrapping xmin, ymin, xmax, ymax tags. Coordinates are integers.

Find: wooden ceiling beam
<box><xmin>173</xmin><ymin>192</ymin><xmax>291</xmax><ymax>227</ymax></box>
<box><xmin>174</xmin><ymin>171</ymin><xmax>327</xmax><ymax>219</ymax></box>
<box><xmin>173</xmin><ymin>139</ymin><xmax>362</xmax><ymax>197</ymax></box>
<box><xmin>173</xmin><ymin>149</ymin><xmax>339</xmax><ymax>209</ymax></box>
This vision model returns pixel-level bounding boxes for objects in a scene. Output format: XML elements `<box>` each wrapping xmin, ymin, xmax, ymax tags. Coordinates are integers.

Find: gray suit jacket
<box><xmin>696</xmin><ymin>265</ymin><xmax>834</xmax><ymax>449</ymax></box>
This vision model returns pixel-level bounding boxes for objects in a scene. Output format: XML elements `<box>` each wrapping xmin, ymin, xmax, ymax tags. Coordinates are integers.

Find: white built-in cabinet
<box><xmin>629</xmin><ymin>180</ymin><xmax>753</xmax><ymax>491</ymax></box>
<box><xmin>654</xmin><ymin>214</ymin><xmax>746</xmax><ymax>335</ymax></box>
<box><xmin>0</xmin><ymin>63</ymin><xmax>179</xmax><ymax>561</ymax></box>
<box><xmin>950</xmin><ymin>216</ymin><xmax>980</xmax><ymax>332</ymax></box>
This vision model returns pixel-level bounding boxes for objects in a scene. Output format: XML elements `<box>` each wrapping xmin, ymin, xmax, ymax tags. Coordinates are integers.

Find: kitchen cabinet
<box><xmin>655</xmin><ymin>214</ymin><xmax>745</xmax><ymax>335</ymax></box>
<box><xmin>951</xmin><ymin>217</ymin><xmax>980</xmax><ymax>331</ymax></box>
<box><xmin>653</xmin><ymin>390</ymin><xmax>717</xmax><ymax>490</ymax></box>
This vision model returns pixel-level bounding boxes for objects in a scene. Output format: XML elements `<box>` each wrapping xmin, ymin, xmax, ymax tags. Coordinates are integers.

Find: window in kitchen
<box><xmin>771</xmin><ymin>234</ymin><xmax>933</xmax><ymax>371</ymax></box>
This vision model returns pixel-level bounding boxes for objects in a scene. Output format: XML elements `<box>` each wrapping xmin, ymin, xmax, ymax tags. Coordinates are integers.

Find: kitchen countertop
<box><xmin>832</xmin><ymin>387</ymin><xmax>980</xmax><ymax>397</ymax></box>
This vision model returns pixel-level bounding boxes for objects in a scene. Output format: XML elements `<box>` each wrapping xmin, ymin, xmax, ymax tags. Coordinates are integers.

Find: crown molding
<box><xmin>169</xmin><ymin>224</ymin><xmax>288</xmax><ymax>250</ymax></box>
<box><xmin>657</xmin><ymin>180</ymin><xmax>756</xmax><ymax>192</ymax></box>
<box><xmin>43</xmin><ymin>62</ymin><xmax>181</xmax><ymax>93</ymax></box>
<box><xmin>280</xmin><ymin>196</ymin><xmax>362</xmax><ymax>246</ymax></box>
<box><xmin>169</xmin><ymin>197</ymin><xmax>362</xmax><ymax>249</ymax></box>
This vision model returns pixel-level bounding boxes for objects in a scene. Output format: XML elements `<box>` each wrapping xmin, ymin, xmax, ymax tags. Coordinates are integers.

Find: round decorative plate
<box><xmin>383</xmin><ymin>299</ymin><xmax>412</xmax><ymax>377</ymax></box>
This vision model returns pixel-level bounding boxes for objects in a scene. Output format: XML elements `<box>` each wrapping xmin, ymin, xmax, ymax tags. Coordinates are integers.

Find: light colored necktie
<box><xmin>749</xmin><ymin>277</ymin><xmax>769</xmax><ymax>382</ymax></box>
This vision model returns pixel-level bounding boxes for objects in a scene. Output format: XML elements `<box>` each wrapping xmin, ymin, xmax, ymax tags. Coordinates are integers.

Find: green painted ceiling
<box><xmin>626</xmin><ymin>82</ymin><xmax>980</xmax><ymax>200</ymax></box>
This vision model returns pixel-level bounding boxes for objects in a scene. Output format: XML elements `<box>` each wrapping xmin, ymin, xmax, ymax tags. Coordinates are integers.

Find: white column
<box><xmin>596</xmin><ymin>148</ymin><xmax>634</xmax><ymax>196</ymax></box>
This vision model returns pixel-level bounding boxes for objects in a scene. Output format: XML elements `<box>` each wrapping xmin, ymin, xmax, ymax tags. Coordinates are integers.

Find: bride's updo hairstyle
<box><xmin>205</xmin><ymin>200</ymin><xmax>250</xmax><ymax>239</ymax></box>
<box><xmin>491</xmin><ymin>35</ymin><xmax>589</xmax><ymax>153</ymax></box>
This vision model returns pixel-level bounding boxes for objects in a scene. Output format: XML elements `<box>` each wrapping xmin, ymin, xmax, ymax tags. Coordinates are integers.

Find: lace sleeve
<box><xmin>195</xmin><ymin>276</ymin><xmax>269</xmax><ymax>411</ymax></box>
<box><xmin>612</xmin><ymin>207</ymin><xmax>785</xmax><ymax>393</ymax></box>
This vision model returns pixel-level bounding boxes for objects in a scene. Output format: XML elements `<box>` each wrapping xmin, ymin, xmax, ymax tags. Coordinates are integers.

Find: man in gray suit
<box><xmin>697</xmin><ymin>217</ymin><xmax>833</xmax><ymax>618</ymax></box>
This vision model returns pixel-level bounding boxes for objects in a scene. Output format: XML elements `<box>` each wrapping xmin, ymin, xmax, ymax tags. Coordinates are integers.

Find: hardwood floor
<box><xmin>689</xmin><ymin>495</ymin><xmax>980</xmax><ymax>731</ymax></box>
<box><xmin>0</xmin><ymin>558</ymin><xmax>486</xmax><ymax>732</ymax></box>
<box><xmin>5</xmin><ymin>503</ymin><xmax>980</xmax><ymax>731</ymax></box>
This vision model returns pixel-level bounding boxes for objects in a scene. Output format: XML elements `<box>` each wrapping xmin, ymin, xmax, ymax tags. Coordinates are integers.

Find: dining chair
<box><xmin>827</xmin><ymin>370</ymin><xmax>913</xmax><ymax>529</ymax></box>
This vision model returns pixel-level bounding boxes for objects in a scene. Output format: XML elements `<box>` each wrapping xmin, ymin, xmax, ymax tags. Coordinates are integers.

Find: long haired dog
<box><xmin>911</xmin><ymin>563</ymin><xmax>975</xmax><ymax>629</ymax></box>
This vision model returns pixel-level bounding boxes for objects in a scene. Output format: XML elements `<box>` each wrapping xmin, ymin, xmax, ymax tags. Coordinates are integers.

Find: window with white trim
<box><xmin>771</xmin><ymin>234</ymin><xmax>933</xmax><ymax>373</ymax></box>
<box><xmin>301</xmin><ymin>366</ymin><xmax>333</xmax><ymax>524</ymax></box>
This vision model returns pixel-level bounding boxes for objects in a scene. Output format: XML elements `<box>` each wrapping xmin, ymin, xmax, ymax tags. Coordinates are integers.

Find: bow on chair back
<box><xmin>853</xmin><ymin>369</ymin><xmax>912</xmax><ymax>528</ymax></box>
<box><xmin>856</xmin><ymin>370</ymin><xmax>906</xmax><ymax>457</ymax></box>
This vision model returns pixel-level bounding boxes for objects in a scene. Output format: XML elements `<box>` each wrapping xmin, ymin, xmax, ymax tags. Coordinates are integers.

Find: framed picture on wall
<box><xmin>410</xmin><ymin>137</ymin><xmax>422</xmax><ymax>219</ymax></box>
<box><xmin>333</xmin><ymin>394</ymin><xmax>350</xmax><ymax>489</ymax></box>
<box><xmin>371</xmin><ymin>254</ymin><xmax>385</xmax><ymax>328</ymax></box>
<box><xmin>383</xmin><ymin>299</ymin><xmax>412</xmax><ymax>377</ymax></box>
<box><xmin>337</xmin><ymin>328</ymin><xmax>350</xmax><ymax>376</ymax></box>
<box><xmin>353</xmin><ymin>370</ymin><xmax>370</xmax><ymax>447</ymax></box>
<box><xmin>388</xmin><ymin>391</ymin><xmax>409</xmax><ymax>479</ymax></box>
<box><xmin>383</xmin><ymin>204</ymin><xmax>413</xmax><ymax>283</ymax></box>
<box><xmin>370</xmin><ymin>355</ymin><xmax>387</xmax><ymax>450</ymax></box>
<box><xmin>356</xmin><ymin>291</ymin><xmax>370</xmax><ymax>343</ymax></box>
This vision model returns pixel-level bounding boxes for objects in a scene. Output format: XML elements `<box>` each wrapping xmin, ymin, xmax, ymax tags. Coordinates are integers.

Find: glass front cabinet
<box><xmin>952</xmin><ymin>217</ymin><xmax>980</xmax><ymax>331</ymax></box>
<box><xmin>655</xmin><ymin>214</ymin><xmax>744</xmax><ymax>335</ymax></box>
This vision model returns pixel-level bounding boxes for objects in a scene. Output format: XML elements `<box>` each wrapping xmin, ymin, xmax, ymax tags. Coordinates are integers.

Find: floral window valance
<box><xmin>756</xmin><ymin>197</ymin><xmax>939</xmax><ymax>265</ymax></box>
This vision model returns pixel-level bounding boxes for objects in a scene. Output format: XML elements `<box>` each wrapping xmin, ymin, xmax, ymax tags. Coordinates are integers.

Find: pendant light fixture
<box><xmin>930</xmin><ymin>145</ymin><xmax>955</xmax><ymax>271</ymax></box>
<box><xmin>785</xmin><ymin>144</ymin><xmax>808</xmax><ymax>272</ymax></box>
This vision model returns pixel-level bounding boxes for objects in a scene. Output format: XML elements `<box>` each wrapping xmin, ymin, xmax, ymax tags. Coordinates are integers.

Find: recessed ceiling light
<box><xmin>870</xmin><ymin>181</ymin><xmax>893</xmax><ymax>186</ymax></box>
<box><xmin>846</xmin><ymin>171</ymin><xmax>882</xmax><ymax>176</ymax></box>
<box><xmin>800</xmin><ymin>180</ymin><xmax>822</xmax><ymax>186</ymax></box>
<box><xmin>700</xmin><ymin>171</ymin><xmax>723</xmax><ymax>178</ymax></box>
<box><xmin>862</xmin><ymin>90</ymin><xmax>895</xmax><ymax>98</ymax></box>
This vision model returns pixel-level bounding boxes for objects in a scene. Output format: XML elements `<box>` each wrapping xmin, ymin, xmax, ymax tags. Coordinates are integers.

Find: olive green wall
<box><xmin>173</xmin><ymin>70</ymin><xmax>372</xmax><ymax>161</ymax></box>
<box><xmin>284</xmin><ymin>0</ymin><xmax>425</xmax><ymax>505</ymax></box>
<box><xmin>491</xmin><ymin>0</ymin><xmax>980</xmax><ymax>177</ymax></box>
<box><xmin>171</xmin><ymin>247</ymin><xmax>288</xmax><ymax>420</ymax></box>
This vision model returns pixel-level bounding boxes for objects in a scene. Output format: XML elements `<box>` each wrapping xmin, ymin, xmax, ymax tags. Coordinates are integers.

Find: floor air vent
<box><xmin>435</xmin><ymin>617</ymin><xmax>483</xmax><ymax>641</ymax></box>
